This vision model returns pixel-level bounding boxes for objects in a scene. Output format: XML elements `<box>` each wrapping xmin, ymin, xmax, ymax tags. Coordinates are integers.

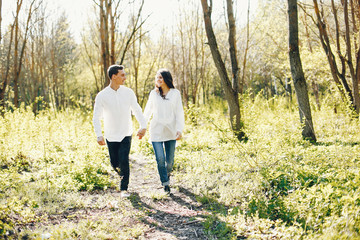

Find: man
<box><xmin>93</xmin><ymin>65</ymin><xmax>146</xmax><ymax>198</ymax></box>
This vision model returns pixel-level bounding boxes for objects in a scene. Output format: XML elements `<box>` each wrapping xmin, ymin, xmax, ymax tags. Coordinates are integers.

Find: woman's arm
<box><xmin>175</xmin><ymin>90</ymin><xmax>185</xmax><ymax>136</ymax></box>
<box><xmin>144</xmin><ymin>90</ymin><xmax>154</xmax><ymax>123</ymax></box>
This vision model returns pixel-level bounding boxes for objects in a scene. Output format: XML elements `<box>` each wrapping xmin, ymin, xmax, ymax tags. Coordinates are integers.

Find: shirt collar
<box><xmin>106</xmin><ymin>85</ymin><xmax>121</xmax><ymax>92</ymax></box>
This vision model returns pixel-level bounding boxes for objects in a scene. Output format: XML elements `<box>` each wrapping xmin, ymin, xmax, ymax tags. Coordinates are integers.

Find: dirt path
<box><xmin>15</xmin><ymin>154</ymin><xmax>211</xmax><ymax>239</ymax></box>
<box><xmin>127</xmin><ymin>154</ymin><xmax>209</xmax><ymax>239</ymax></box>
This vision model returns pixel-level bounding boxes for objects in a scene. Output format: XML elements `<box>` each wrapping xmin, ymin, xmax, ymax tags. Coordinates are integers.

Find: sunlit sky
<box><xmin>2</xmin><ymin>0</ymin><xmax>256</xmax><ymax>43</ymax></box>
<box><xmin>51</xmin><ymin>0</ymin><xmax>182</xmax><ymax>42</ymax></box>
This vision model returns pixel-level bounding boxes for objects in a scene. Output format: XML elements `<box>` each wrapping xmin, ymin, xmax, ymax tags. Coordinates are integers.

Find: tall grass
<box><xmin>1</xmin><ymin>95</ymin><xmax>359</xmax><ymax>239</ymax></box>
<box><xmin>167</xmin><ymin>95</ymin><xmax>360</xmax><ymax>239</ymax></box>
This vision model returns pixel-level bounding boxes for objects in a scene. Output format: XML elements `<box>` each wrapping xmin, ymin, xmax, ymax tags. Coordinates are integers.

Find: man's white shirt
<box><xmin>93</xmin><ymin>86</ymin><xmax>146</xmax><ymax>142</ymax></box>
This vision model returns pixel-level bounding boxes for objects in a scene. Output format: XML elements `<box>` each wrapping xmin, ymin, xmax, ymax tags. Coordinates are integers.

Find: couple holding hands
<box><xmin>93</xmin><ymin>65</ymin><xmax>185</xmax><ymax>197</ymax></box>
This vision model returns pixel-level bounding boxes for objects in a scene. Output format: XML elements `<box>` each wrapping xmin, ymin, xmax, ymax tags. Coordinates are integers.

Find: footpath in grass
<box><xmin>6</xmin><ymin>153</ymin><xmax>224</xmax><ymax>239</ymax></box>
<box><xmin>123</xmin><ymin>154</ymin><xmax>211</xmax><ymax>239</ymax></box>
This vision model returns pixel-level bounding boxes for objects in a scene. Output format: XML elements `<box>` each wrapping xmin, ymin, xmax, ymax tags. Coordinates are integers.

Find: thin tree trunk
<box><xmin>13</xmin><ymin>0</ymin><xmax>22</xmax><ymax>107</ymax></box>
<box><xmin>332</xmin><ymin>0</ymin><xmax>356</xmax><ymax>109</ymax></box>
<box><xmin>313</xmin><ymin>0</ymin><xmax>347</xmax><ymax>100</ymax></box>
<box><xmin>313</xmin><ymin>0</ymin><xmax>357</xmax><ymax>114</ymax></box>
<box><xmin>13</xmin><ymin>0</ymin><xmax>36</xmax><ymax>107</ymax></box>
<box><xmin>118</xmin><ymin>0</ymin><xmax>146</xmax><ymax>65</ymax></box>
<box><xmin>302</xmin><ymin>7</ymin><xmax>320</xmax><ymax>110</ymax></box>
<box><xmin>343</xmin><ymin>0</ymin><xmax>360</xmax><ymax>114</ymax></box>
<box><xmin>109</xmin><ymin>1</ymin><xmax>115</xmax><ymax>65</ymax></box>
<box><xmin>352</xmin><ymin>0</ymin><xmax>360</xmax><ymax>113</ymax></box>
<box><xmin>0</xmin><ymin>16</ymin><xmax>15</xmax><ymax>108</ymax></box>
<box><xmin>99</xmin><ymin>0</ymin><xmax>109</xmax><ymax>87</ymax></box>
<box><xmin>93</xmin><ymin>0</ymin><xmax>147</xmax><ymax>88</ymax></box>
<box><xmin>288</xmin><ymin>0</ymin><xmax>316</xmax><ymax>142</ymax></box>
<box><xmin>0</xmin><ymin>0</ymin><xmax>2</xmax><ymax>43</ymax></box>
<box><xmin>240</xmin><ymin>0</ymin><xmax>251</xmax><ymax>95</ymax></box>
<box><xmin>226</xmin><ymin>0</ymin><xmax>239</xmax><ymax>93</ymax></box>
<box><xmin>200</xmin><ymin>0</ymin><xmax>245</xmax><ymax>140</ymax></box>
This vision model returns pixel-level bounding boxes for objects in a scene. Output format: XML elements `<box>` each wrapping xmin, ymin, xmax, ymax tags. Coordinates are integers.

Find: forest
<box><xmin>1</xmin><ymin>0</ymin><xmax>360</xmax><ymax>239</ymax></box>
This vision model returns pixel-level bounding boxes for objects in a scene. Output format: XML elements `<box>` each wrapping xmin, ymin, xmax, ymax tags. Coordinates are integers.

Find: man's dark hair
<box><xmin>107</xmin><ymin>65</ymin><xmax>124</xmax><ymax>80</ymax></box>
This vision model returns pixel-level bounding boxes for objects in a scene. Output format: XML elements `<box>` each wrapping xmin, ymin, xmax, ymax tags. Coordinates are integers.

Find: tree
<box><xmin>47</xmin><ymin>13</ymin><xmax>77</xmax><ymax>110</ymax></box>
<box><xmin>0</xmin><ymin>0</ymin><xmax>2</xmax><ymax>43</ymax></box>
<box><xmin>200</xmin><ymin>0</ymin><xmax>245</xmax><ymax>140</ymax></box>
<box><xmin>239</xmin><ymin>0</ymin><xmax>251</xmax><ymax>95</ymax></box>
<box><xmin>288</xmin><ymin>0</ymin><xmax>316</xmax><ymax>142</ymax></box>
<box><xmin>23</xmin><ymin>3</ymin><xmax>47</xmax><ymax>113</ymax></box>
<box><xmin>13</xmin><ymin>0</ymin><xmax>39</xmax><ymax>107</ymax></box>
<box><xmin>0</xmin><ymin>10</ymin><xmax>15</xmax><ymax>109</ymax></box>
<box><xmin>91</xmin><ymin>0</ymin><xmax>147</xmax><ymax>88</ymax></box>
<box><xmin>311</xmin><ymin>0</ymin><xmax>360</xmax><ymax>115</ymax></box>
<box><xmin>241</xmin><ymin>0</ymin><xmax>290</xmax><ymax>99</ymax></box>
<box><xmin>97</xmin><ymin>0</ymin><xmax>115</xmax><ymax>87</ymax></box>
<box><xmin>174</xmin><ymin>1</ymin><xmax>208</xmax><ymax>106</ymax></box>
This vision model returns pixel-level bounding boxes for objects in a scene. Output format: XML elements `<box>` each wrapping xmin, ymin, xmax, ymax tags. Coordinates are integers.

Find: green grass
<box><xmin>1</xmin><ymin>95</ymin><xmax>360</xmax><ymax>239</ymax></box>
<box><xmin>173</xmin><ymin>96</ymin><xmax>360</xmax><ymax>239</ymax></box>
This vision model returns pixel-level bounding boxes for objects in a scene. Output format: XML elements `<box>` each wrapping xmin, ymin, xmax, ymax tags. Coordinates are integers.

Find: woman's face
<box><xmin>155</xmin><ymin>73</ymin><xmax>166</xmax><ymax>88</ymax></box>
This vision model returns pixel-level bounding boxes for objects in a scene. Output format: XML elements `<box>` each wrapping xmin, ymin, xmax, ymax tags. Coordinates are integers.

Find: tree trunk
<box><xmin>109</xmin><ymin>2</ymin><xmax>115</xmax><ymax>65</ymax></box>
<box><xmin>95</xmin><ymin>0</ymin><xmax>146</xmax><ymax>88</ymax></box>
<box><xmin>0</xmin><ymin>0</ymin><xmax>2</xmax><ymax>43</ymax></box>
<box><xmin>311</xmin><ymin>80</ymin><xmax>321</xmax><ymax>110</ymax></box>
<box><xmin>312</xmin><ymin>0</ymin><xmax>358</xmax><ymax>115</ymax></box>
<box><xmin>118</xmin><ymin>0</ymin><xmax>146</xmax><ymax>65</ymax></box>
<box><xmin>99</xmin><ymin>0</ymin><xmax>110</xmax><ymax>87</ymax></box>
<box><xmin>13</xmin><ymin>1</ymin><xmax>21</xmax><ymax>107</ymax></box>
<box><xmin>288</xmin><ymin>0</ymin><xmax>316</xmax><ymax>142</ymax></box>
<box><xmin>240</xmin><ymin>0</ymin><xmax>251</xmax><ymax>95</ymax></box>
<box><xmin>0</xmin><ymin>14</ymin><xmax>15</xmax><ymax>108</ymax></box>
<box><xmin>226</xmin><ymin>0</ymin><xmax>239</xmax><ymax>93</ymax></box>
<box><xmin>343</xmin><ymin>0</ymin><xmax>360</xmax><ymax>115</ymax></box>
<box><xmin>10</xmin><ymin>0</ymin><xmax>36</xmax><ymax>108</ymax></box>
<box><xmin>200</xmin><ymin>0</ymin><xmax>245</xmax><ymax>140</ymax></box>
<box><xmin>339</xmin><ymin>0</ymin><xmax>360</xmax><ymax>114</ymax></box>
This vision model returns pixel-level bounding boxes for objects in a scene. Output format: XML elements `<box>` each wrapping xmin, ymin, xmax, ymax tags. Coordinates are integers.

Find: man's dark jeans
<box><xmin>106</xmin><ymin>136</ymin><xmax>132</xmax><ymax>191</ymax></box>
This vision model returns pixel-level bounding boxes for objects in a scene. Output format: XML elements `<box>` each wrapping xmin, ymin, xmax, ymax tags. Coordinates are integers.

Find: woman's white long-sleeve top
<box><xmin>144</xmin><ymin>88</ymin><xmax>185</xmax><ymax>142</ymax></box>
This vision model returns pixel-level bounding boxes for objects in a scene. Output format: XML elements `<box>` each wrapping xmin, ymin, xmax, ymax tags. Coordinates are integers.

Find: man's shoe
<box><xmin>120</xmin><ymin>191</ymin><xmax>130</xmax><ymax>198</ymax></box>
<box><xmin>164</xmin><ymin>185</ymin><xmax>170</xmax><ymax>194</ymax></box>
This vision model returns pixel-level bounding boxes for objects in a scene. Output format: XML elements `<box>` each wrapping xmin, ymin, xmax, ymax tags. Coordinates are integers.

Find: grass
<box><xmin>1</xmin><ymin>95</ymin><xmax>360</xmax><ymax>239</ymax></box>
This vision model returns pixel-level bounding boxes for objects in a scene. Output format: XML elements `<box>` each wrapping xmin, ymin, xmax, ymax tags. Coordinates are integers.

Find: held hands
<box><xmin>97</xmin><ymin>136</ymin><xmax>106</xmax><ymax>145</ymax></box>
<box><xmin>176</xmin><ymin>131</ymin><xmax>182</xmax><ymax>140</ymax></box>
<box><xmin>137</xmin><ymin>128</ymin><xmax>146</xmax><ymax>139</ymax></box>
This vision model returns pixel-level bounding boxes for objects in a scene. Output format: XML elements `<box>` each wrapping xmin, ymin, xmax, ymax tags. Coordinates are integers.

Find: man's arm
<box><xmin>130</xmin><ymin>91</ymin><xmax>147</xmax><ymax>138</ymax></box>
<box><xmin>93</xmin><ymin>94</ymin><xmax>105</xmax><ymax>145</ymax></box>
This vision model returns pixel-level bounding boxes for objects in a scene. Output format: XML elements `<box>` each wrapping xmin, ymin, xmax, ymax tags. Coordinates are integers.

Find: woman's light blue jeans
<box><xmin>152</xmin><ymin>140</ymin><xmax>176</xmax><ymax>186</ymax></box>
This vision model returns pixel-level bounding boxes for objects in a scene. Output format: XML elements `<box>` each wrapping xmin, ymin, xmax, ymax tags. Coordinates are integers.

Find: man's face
<box><xmin>113</xmin><ymin>69</ymin><xmax>126</xmax><ymax>85</ymax></box>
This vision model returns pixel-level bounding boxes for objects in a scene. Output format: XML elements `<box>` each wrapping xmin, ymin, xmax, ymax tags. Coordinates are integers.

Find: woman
<box><xmin>144</xmin><ymin>69</ymin><xmax>185</xmax><ymax>194</ymax></box>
